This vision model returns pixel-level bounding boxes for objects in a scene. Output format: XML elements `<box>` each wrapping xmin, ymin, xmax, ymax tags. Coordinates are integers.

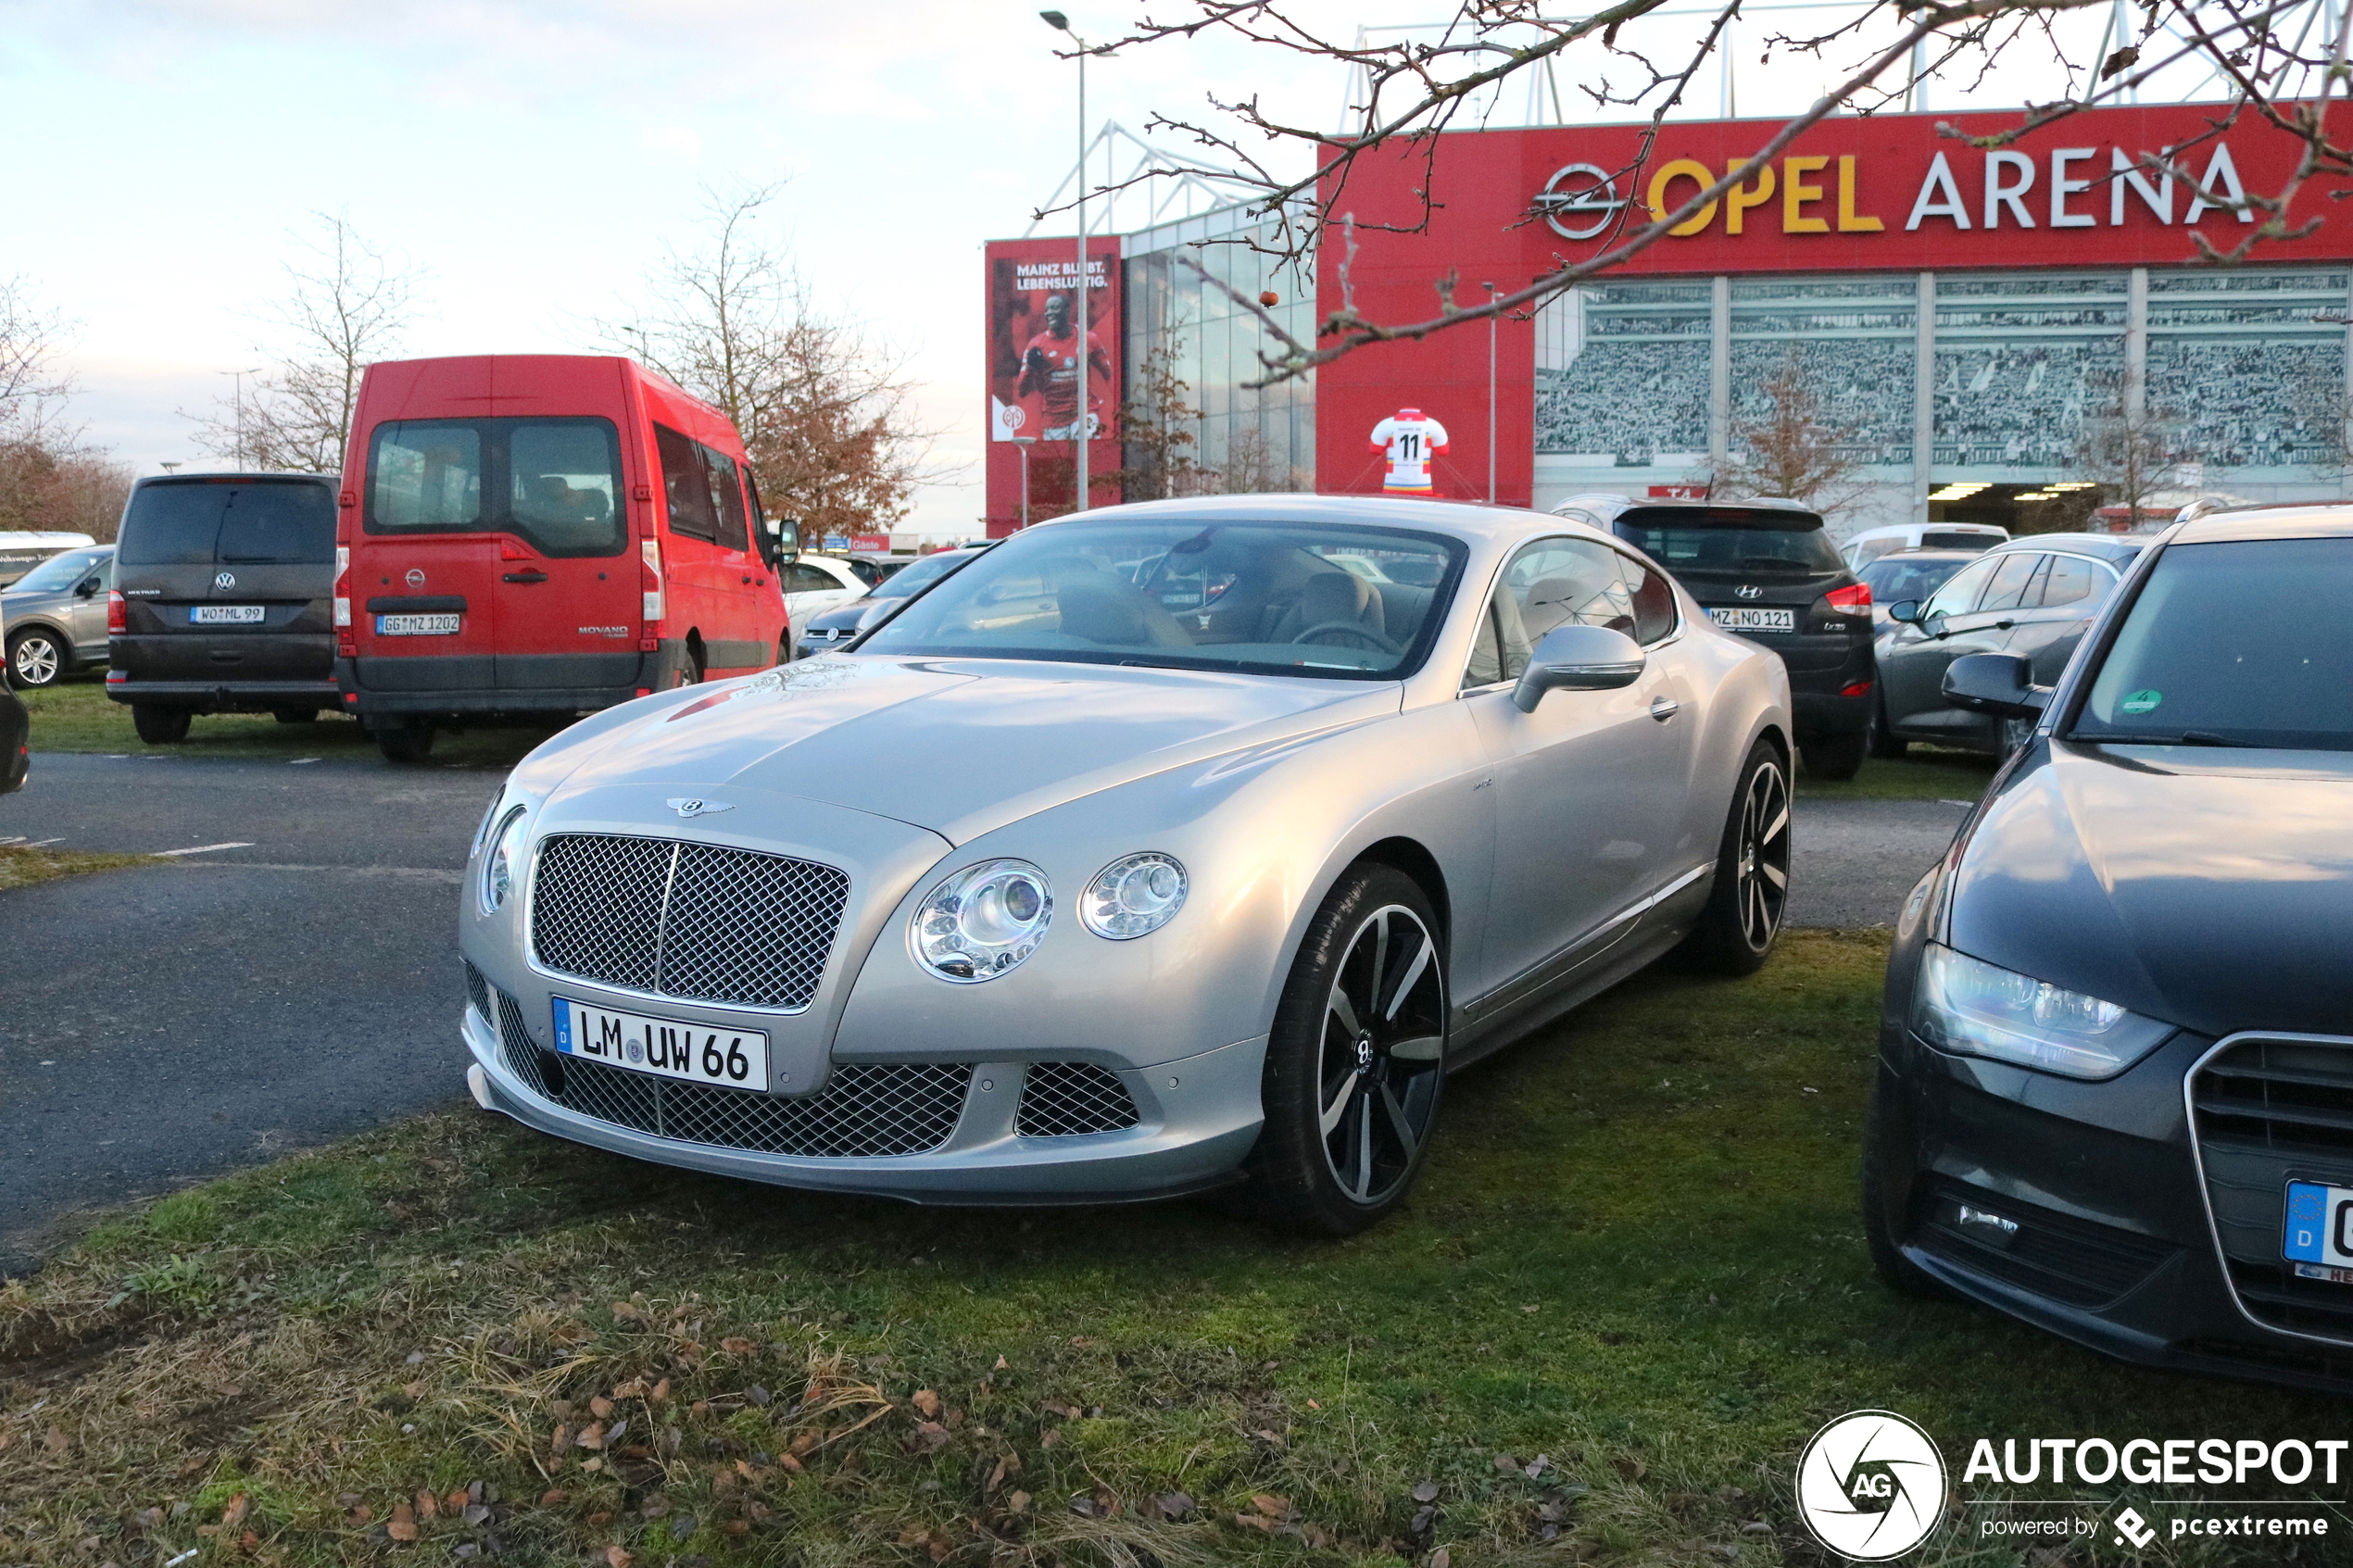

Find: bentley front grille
<box><xmin>530</xmin><ymin>833</ymin><xmax>849</xmax><ymax>1011</ymax></box>
<box><xmin>490</xmin><ymin>983</ymin><xmax>966</xmax><ymax>1158</ymax></box>
<box><xmin>1015</xmin><ymin>1061</ymin><xmax>1142</xmax><ymax>1137</ymax></box>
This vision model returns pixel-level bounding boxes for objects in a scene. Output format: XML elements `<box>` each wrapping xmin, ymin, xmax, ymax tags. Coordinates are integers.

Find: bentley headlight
<box><xmin>1082</xmin><ymin>852</ymin><xmax>1188</xmax><ymax>940</ymax></box>
<box><xmin>480</xmin><ymin>807</ymin><xmax>529</xmax><ymax>916</ymax></box>
<box><xmin>910</xmin><ymin>859</ymin><xmax>1052</xmax><ymax>982</ymax></box>
<box><xmin>1913</xmin><ymin>943</ymin><xmax>2172</xmax><ymax>1080</ymax></box>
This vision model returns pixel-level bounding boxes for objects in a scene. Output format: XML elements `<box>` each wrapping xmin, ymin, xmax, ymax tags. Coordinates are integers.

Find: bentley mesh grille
<box><xmin>462</xmin><ymin>959</ymin><xmax>491</xmax><ymax>1022</ymax></box>
<box><xmin>1015</xmin><ymin>1062</ymin><xmax>1141</xmax><ymax>1137</ymax></box>
<box><xmin>530</xmin><ymin>833</ymin><xmax>849</xmax><ymax>1010</ymax></box>
<box><xmin>489</xmin><ymin>984</ymin><xmax>966</xmax><ymax>1157</ymax></box>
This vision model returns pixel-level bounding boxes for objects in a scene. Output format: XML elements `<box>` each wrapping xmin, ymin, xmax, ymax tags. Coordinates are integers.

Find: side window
<box><xmin>92</xmin><ymin>557</ymin><xmax>115</xmax><ymax>591</ymax></box>
<box><xmin>1613</xmin><ymin>551</ymin><xmax>1678</xmax><ymax>644</ymax></box>
<box><xmin>1920</xmin><ymin>555</ymin><xmax>1999</xmax><ymax>621</ymax></box>
<box><xmin>372</xmin><ymin>422</ymin><xmax>484</xmax><ymax>529</ymax></box>
<box><xmin>1463</xmin><ymin>535</ymin><xmax>1628</xmax><ymax>689</ymax></box>
<box><xmin>1463</xmin><ymin>599</ymin><xmax>1505</xmax><ymax>689</ymax></box>
<box><xmin>787</xmin><ymin>562</ymin><xmax>839</xmax><ymax>594</ymax></box>
<box><xmin>2038</xmin><ymin>555</ymin><xmax>2099</xmax><ymax>609</ymax></box>
<box><xmin>1978</xmin><ymin>552</ymin><xmax>2043</xmax><ymax>615</ymax></box>
<box><xmin>698</xmin><ymin>441</ymin><xmax>750</xmax><ymax>553</ymax></box>
<box><xmin>656</xmin><ymin>423</ymin><xmax>715</xmax><ymax>543</ymax></box>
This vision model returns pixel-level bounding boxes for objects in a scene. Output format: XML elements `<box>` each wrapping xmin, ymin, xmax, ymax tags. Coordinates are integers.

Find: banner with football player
<box><xmin>984</xmin><ymin>236</ymin><xmax>1122</xmax><ymax>529</ymax></box>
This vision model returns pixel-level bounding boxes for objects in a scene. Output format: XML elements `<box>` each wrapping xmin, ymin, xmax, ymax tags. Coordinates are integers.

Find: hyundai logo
<box><xmin>666</xmin><ymin>798</ymin><xmax>735</xmax><ymax>820</ymax></box>
<box><xmin>1735</xmin><ymin>584</ymin><xmax>1765</xmax><ymax>600</ymax></box>
<box><xmin>214</xmin><ymin>571</ymin><xmax>235</xmax><ymax>591</ymax></box>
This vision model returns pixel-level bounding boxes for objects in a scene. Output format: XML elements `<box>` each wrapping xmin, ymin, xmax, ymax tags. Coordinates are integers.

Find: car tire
<box><xmin>6</xmin><ymin>629</ymin><xmax>66</xmax><ymax>689</ymax></box>
<box><xmin>1802</xmin><ymin>729</ymin><xmax>1868</xmax><ymax>781</ymax></box>
<box><xmin>272</xmin><ymin>707</ymin><xmax>320</xmax><ymax>724</ymax></box>
<box><xmin>132</xmin><ymin>704</ymin><xmax>191</xmax><ymax>745</ymax></box>
<box><xmin>1673</xmin><ymin>739</ymin><xmax>1793</xmax><ymax>977</ymax></box>
<box><xmin>377</xmin><ymin>722</ymin><xmax>436</xmax><ymax>763</ymax></box>
<box><xmin>1238</xmin><ymin>861</ymin><xmax>1449</xmax><ymax>1236</ymax></box>
<box><xmin>1862</xmin><ymin>1075</ymin><xmax>1952</xmax><ymax>1299</ymax></box>
<box><xmin>1867</xmin><ymin>692</ymin><xmax>1908</xmax><ymax>759</ymax></box>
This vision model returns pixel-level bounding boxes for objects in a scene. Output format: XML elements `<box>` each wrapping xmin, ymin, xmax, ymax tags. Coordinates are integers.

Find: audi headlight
<box><xmin>910</xmin><ymin>859</ymin><xmax>1052</xmax><ymax>982</ymax></box>
<box><xmin>1913</xmin><ymin>943</ymin><xmax>2172</xmax><ymax>1080</ymax></box>
<box><xmin>1082</xmin><ymin>852</ymin><xmax>1188</xmax><ymax>939</ymax></box>
<box><xmin>479</xmin><ymin>807</ymin><xmax>529</xmax><ymax>916</ymax></box>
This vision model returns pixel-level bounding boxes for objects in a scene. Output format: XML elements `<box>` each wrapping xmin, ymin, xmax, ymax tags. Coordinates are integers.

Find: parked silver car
<box><xmin>3</xmin><ymin>545</ymin><xmax>112</xmax><ymax>688</ymax></box>
<box><xmin>459</xmin><ymin>495</ymin><xmax>1793</xmax><ymax>1231</ymax></box>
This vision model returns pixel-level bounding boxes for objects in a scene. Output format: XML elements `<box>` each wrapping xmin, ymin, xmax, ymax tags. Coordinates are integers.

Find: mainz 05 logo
<box><xmin>1796</xmin><ymin>1411</ymin><xmax>1948</xmax><ymax>1561</ymax></box>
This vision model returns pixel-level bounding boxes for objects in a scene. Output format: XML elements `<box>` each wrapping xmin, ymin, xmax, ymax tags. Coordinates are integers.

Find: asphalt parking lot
<box><xmin>0</xmin><ymin>752</ymin><xmax>1965</xmax><ymax>1274</ymax></box>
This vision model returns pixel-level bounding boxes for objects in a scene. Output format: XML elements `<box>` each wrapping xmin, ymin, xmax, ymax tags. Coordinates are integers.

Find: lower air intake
<box><xmin>1016</xmin><ymin>1061</ymin><xmax>1142</xmax><ymax>1137</ymax></box>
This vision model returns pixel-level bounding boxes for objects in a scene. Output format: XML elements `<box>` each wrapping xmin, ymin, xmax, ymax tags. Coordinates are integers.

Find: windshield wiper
<box><xmin>2075</xmin><ymin>728</ymin><xmax>2261</xmax><ymax>747</ymax></box>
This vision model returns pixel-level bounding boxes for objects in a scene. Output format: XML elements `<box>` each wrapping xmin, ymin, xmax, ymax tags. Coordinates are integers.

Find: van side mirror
<box><xmin>1886</xmin><ymin>598</ymin><xmax>1921</xmax><ymax>625</ymax></box>
<box><xmin>764</xmin><ymin>517</ymin><xmax>799</xmax><ymax>565</ymax></box>
<box><xmin>1512</xmin><ymin>623</ymin><xmax>1646</xmax><ymax>712</ymax></box>
<box><xmin>74</xmin><ymin>578</ymin><xmax>98</xmax><ymax>598</ymax></box>
<box><xmin>1943</xmin><ymin>652</ymin><xmax>2049</xmax><ymax>719</ymax></box>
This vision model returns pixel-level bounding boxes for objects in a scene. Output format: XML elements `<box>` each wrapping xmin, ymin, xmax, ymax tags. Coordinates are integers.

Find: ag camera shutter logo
<box><xmin>1797</xmin><ymin>1410</ymin><xmax>1947</xmax><ymax>1560</ymax></box>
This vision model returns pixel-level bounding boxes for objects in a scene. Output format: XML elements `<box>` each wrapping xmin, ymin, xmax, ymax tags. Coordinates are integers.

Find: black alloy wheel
<box><xmin>1674</xmin><ymin>739</ymin><xmax>1793</xmax><ymax>975</ymax></box>
<box><xmin>6</xmin><ymin>629</ymin><xmax>65</xmax><ymax>689</ymax></box>
<box><xmin>1241</xmin><ymin>862</ymin><xmax>1448</xmax><ymax>1235</ymax></box>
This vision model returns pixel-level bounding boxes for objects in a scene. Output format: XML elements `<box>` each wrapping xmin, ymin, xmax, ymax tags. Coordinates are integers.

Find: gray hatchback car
<box><xmin>2</xmin><ymin>545</ymin><xmax>113</xmax><ymax>689</ymax></box>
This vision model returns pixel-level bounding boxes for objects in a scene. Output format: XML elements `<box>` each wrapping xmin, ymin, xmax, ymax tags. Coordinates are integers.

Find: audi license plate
<box><xmin>376</xmin><ymin>613</ymin><xmax>460</xmax><ymax>636</ymax></box>
<box><xmin>551</xmin><ymin>997</ymin><xmax>769</xmax><ymax>1090</ymax></box>
<box><xmin>191</xmin><ymin>605</ymin><xmax>265</xmax><ymax>624</ymax></box>
<box><xmin>1707</xmin><ymin>606</ymin><xmax>1796</xmax><ymax>632</ymax></box>
<box><xmin>2284</xmin><ymin>1180</ymin><xmax>2353</xmax><ymax>1282</ymax></box>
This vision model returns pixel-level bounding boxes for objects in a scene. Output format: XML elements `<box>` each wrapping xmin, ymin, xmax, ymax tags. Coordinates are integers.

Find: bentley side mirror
<box><xmin>1512</xmin><ymin>623</ymin><xmax>1646</xmax><ymax>712</ymax></box>
<box><xmin>1943</xmin><ymin>652</ymin><xmax>2050</xmax><ymax>719</ymax></box>
<box><xmin>1886</xmin><ymin>598</ymin><xmax>1921</xmax><ymax>625</ymax></box>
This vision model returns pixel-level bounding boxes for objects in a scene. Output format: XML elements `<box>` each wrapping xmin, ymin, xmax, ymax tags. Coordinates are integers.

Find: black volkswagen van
<box><xmin>107</xmin><ymin>473</ymin><xmax>340</xmax><ymax>743</ymax></box>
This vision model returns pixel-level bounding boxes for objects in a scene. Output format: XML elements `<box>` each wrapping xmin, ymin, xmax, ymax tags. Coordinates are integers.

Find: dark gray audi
<box><xmin>1867</xmin><ymin>503</ymin><xmax>2353</xmax><ymax>1390</ymax></box>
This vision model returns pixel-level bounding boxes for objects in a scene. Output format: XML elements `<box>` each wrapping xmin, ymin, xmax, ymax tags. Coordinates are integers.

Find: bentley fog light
<box><xmin>1912</xmin><ymin>943</ymin><xmax>2172</xmax><ymax>1080</ymax></box>
<box><xmin>911</xmin><ymin>859</ymin><xmax>1052</xmax><ymax>982</ymax></box>
<box><xmin>1082</xmin><ymin>852</ymin><xmax>1189</xmax><ymax>939</ymax></box>
<box><xmin>479</xmin><ymin>807</ymin><xmax>530</xmax><ymax>916</ymax></box>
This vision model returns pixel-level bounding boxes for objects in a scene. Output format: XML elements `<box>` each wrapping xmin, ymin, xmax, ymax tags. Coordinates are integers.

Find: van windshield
<box><xmin>118</xmin><ymin>479</ymin><xmax>336</xmax><ymax>566</ymax></box>
<box><xmin>366</xmin><ymin>417</ymin><xmax>625</xmax><ymax>558</ymax></box>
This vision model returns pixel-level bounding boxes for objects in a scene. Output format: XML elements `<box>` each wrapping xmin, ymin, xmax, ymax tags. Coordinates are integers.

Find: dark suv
<box><xmin>107</xmin><ymin>473</ymin><xmax>341</xmax><ymax>744</ymax></box>
<box><xmin>1554</xmin><ymin>495</ymin><xmax>1876</xmax><ymax>779</ymax></box>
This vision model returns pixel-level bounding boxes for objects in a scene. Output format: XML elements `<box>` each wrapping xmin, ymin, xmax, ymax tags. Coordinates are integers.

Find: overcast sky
<box><xmin>0</xmin><ymin>1</ymin><xmax>2183</xmax><ymax>532</ymax></box>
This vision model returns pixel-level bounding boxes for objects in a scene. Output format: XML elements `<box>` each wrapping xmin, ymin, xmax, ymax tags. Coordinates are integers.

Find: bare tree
<box><xmin>0</xmin><ymin>276</ymin><xmax>132</xmax><ymax>538</ymax></box>
<box><xmin>190</xmin><ymin>214</ymin><xmax>423</xmax><ymax>472</ymax></box>
<box><xmin>1715</xmin><ymin>354</ymin><xmax>1869</xmax><ymax>518</ymax></box>
<box><xmin>598</xmin><ymin>185</ymin><xmax>948</xmax><ymax>545</ymax></box>
<box><xmin>2069</xmin><ymin>375</ymin><xmax>2194</xmax><ymax>524</ymax></box>
<box><xmin>1074</xmin><ymin>1</ymin><xmax>2353</xmax><ymax>384</ymax></box>
<box><xmin>0</xmin><ymin>277</ymin><xmax>74</xmax><ymax>432</ymax></box>
<box><xmin>1114</xmin><ymin>337</ymin><xmax>1204</xmax><ymax>502</ymax></box>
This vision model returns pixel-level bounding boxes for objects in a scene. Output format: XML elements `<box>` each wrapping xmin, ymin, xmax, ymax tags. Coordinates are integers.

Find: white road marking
<box><xmin>1937</xmin><ymin>798</ymin><xmax>1975</xmax><ymax>807</ymax></box>
<box><xmin>23</xmin><ymin>837</ymin><xmax>61</xmax><ymax>847</ymax></box>
<box><xmin>154</xmin><ymin>842</ymin><xmax>256</xmax><ymax>857</ymax></box>
<box><xmin>288</xmin><ymin>757</ymin><xmax>321</xmax><ymax>765</ymax></box>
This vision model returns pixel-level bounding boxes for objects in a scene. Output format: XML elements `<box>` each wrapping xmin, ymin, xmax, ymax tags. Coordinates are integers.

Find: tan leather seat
<box><xmin>1270</xmin><ymin>570</ymin><xmax>1385</xmax><ymax>643</ymax></box>
<box><xmin>1053</xmin><ymin>571</ymin><xmax>1195</xmax><ymax>648</ymax></box>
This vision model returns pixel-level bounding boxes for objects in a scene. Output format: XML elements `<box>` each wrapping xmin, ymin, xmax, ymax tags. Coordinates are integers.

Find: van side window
<box><xmin>365</xmin><ymin>418</ymin><xmax>623</xmax><ymax>558</ymax></box>
<box><xmin>510</xmin><ymin>423</ymin><xmax>619</xmax><ymax>553</ymax></box>
<box><xmin>698</xmin><ymin>442</ymin><xmax>750</xmax><ymax>553</ymax></box>
<box><xmin>657</xmin><ymin>423</ymin><xmax>716</xmax><ymax>543</ymax></box>
<box><xmin>374</xmin><ymin>425</ymin><xmax>484</xmax><ymax>529</ymax></box>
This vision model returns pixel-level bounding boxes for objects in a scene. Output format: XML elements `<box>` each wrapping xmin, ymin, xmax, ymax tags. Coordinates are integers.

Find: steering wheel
<box><xmin>1290</xmin><ymin>621</ymin><xmax>1403</xmax><ymax>656</ymax></box>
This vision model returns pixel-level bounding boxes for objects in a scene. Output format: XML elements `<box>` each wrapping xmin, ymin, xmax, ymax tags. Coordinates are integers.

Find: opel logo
<box><xmin>214</xmin><ymin>571</ymin><xmax>235</xmax><ymax>591</ymax></box>
<box><xmin>406</xmin><ymin>568</ymin><xmax>427</xmax><ymax>588</ymax></box>
<box><xmin>1736</xmin><ymin>584</ymin><xmax>1765</xmax><ymax>600</ymax></box>
<box><xmin>1533</xmin><ymin>162</ymin><xmax>1628</xmax><ymax>241</ymax></box>
<box><xmin>666</xmin><ymin>797</ymin><xmax>735</xmax><ymax>820</ymax></box>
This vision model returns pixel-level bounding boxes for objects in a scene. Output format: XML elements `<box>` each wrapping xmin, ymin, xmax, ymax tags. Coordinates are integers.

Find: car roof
<box><xmin>1038</xmin><ymin>492</ymin><xmax>1600</xmax><ymax>549</ymax></box>
<box><xmin>1858</xmin><ymin>548</ymin><xmax>1980</xmax><ymax>564</ymax></box>
<box><xmin>2174</xmin><ymin>503</ymin><xmax>2353</xmax><ymax>544</ymax></box>
<box><xmin>1849</xmin><ymin>521</ymin><xmax>2009</xmax><ymax>541</ymax></box>
<box><xmin>1985</xmin><ymin>531</ymin><xmax>2146</xmax><ymax>562</ymax></box>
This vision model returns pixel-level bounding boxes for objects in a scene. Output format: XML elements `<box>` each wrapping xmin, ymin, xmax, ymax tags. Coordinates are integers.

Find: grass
<box><xmin>17</xmin><ymin>678</ymin><xmax>553</xmax><ymax>768</ymax></box>
<box><xmin>1797</xmin><ymin>750</ymin><xmax>2000</xmax><ymax>802</ymax></box>
<box><xmin>2</xmin><ymin>931</ymin><xmax>2339</xmax><ymax>1568</ymax></box>
<box><xmin>0</xmin><ymin>842</ymin><xmax>151</xmax><ymax>891</ymax></box>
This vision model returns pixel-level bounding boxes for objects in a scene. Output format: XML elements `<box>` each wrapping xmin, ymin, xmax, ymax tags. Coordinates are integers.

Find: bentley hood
<box><xmin>1946</xmin><ymin>740</ymin><xmax>2353</xmax><ymax>1038</ymax></box>
<box><xmin>546</xmin><ymin>655</ymin><xmax>1401</xmax><ymax>845</ymax></box>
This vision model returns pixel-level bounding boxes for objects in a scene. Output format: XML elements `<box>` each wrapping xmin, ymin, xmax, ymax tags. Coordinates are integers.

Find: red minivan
<box><xmin>335</xmin><ymin>355</ymin><xmax>789</xmax><ymax>761</ymax></box>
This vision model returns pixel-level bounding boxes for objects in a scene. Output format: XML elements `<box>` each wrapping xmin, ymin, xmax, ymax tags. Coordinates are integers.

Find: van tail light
<box><xmin>640</xmin><ymin>537</ymin><xmax>665</xmax><ymax>624</ymax></box>
<box><xmin>1823</xmin><ymin>583</ymin><xmax>1873</xmax><ymax>616</ymax></box>
<box><xmin>333</xmin><ymin>544</ymin><xmax>351</xmax><ymax>629</ymax></box>
<box><xmin>501</xmin><ymin>538</ymin><xmax>532</xmax><ymax>562</ymax></box>
<box><xmin>107</xmin><ymin>589</ymin><xmax>127</xmax><ymax>634</ymax></box>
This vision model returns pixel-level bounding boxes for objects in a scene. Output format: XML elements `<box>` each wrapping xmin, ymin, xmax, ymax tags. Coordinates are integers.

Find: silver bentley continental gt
<box><xmin>459</xmin><ymin>495</ymin><xmax>1794</xmax><ymax>1233</ymax></box>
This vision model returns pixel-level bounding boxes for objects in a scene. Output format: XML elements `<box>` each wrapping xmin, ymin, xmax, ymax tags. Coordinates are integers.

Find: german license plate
<box><xmin>2284</xmin><ymin>1180</ymin><xmax>2353</xmax><ymax>1280</ymax></box>
<box><xmin>551</xmin><ymin>997</ymin><xmax>769</xmax><ymax>1090</ymax></box>
<box><xmin>376</xmin><ymin>613</ymin><xmax>460</xmax><ymax>636</ymax></box>
<box><xmin>1707</xmin><ymin>607</ymin><xmax>1796</xmax><ymax>632</ymax></box>
<box><xmin>192</xmin><ymin>605</ymin><xmax>264</xmax><ymax>624</ymax></box>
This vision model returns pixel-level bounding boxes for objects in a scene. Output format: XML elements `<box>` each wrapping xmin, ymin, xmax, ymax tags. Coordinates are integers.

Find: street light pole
<box><xmin>1010</xmin><ymin>436</ymin><xmax>1037</xmax><ymax>528</ymax></box>
<box><xmin>1042</xmin><ymin>10</ymin><xmax>1090</xmax><ymax>512</ymax></box>
<box><xmin>1484</xmin><ymin>282</ymin><xmax>1499</xmax><ymax>503</ymax></box>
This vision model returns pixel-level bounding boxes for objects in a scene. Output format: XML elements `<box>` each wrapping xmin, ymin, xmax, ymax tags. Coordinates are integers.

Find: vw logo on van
<box><xmin>214</xmin><ymin>571</ymin><xmax>235</xmax><ymax>591</ymax></box>
<box><xmin>406</xmin><ymin>569</ymin><xmax>427</xmax><ymax>588</ymax></box>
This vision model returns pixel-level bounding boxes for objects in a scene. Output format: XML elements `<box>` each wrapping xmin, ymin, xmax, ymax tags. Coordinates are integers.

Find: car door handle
<box><xmin>502</xmin><ymin>571</ymin><xmax>548</xmax><ymax>584</ymax></box>
<box><xmin>1994</xmin><ymin>619</ymin><xmax>2015</xmax><ymax>631</ymax></box>
<box><xmin>1649</xmin><ymin>697</ymin><xmax>1681</xmax><ymax>721</ymax></box>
